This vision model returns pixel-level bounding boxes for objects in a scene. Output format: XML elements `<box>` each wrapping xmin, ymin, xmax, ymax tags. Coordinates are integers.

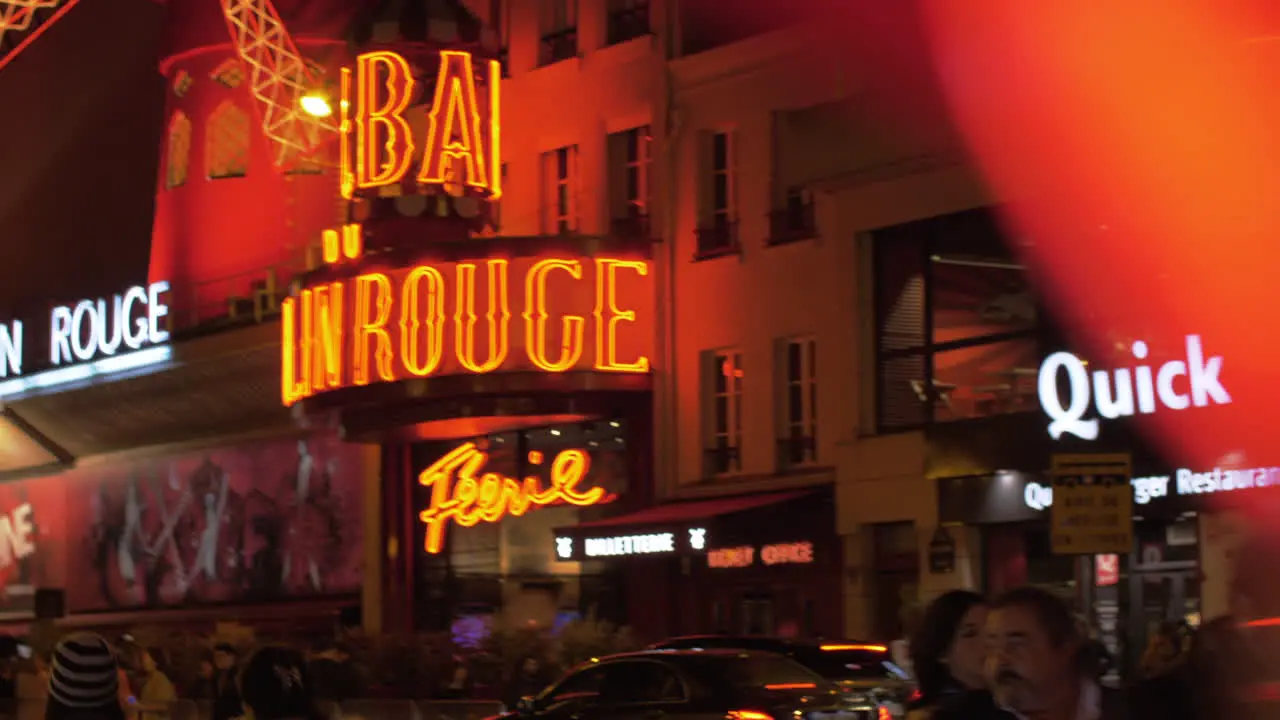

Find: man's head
<box><xmin>213</xmin><ymin>643</ymin><xmax>238</xmax><ymax>671</ymax></box>
<box><xmin>984</xmin><ymin>586</ymin><xmax>1081</xmax><ymax>713</ymax></box>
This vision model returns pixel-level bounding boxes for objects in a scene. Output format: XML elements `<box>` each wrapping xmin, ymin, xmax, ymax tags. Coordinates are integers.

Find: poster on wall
<box><xmin>0</xmin><ymin>478</ymin><xmax>66</xmax><ymax>618</ymax></box>
<box><xmin>64</xmin><ymin>433</ymin><xmax>364</xmax><ymax>612</ymax></box>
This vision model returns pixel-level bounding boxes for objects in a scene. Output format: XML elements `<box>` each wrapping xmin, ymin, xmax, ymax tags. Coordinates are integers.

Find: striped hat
<box><xmin>48</xmin><ymin>633</ymin><xmax>120</xmax><ymax>709</ymax></box>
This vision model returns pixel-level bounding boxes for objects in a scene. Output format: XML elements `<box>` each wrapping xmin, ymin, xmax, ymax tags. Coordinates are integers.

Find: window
<box><xmin>172</xmin><ymin>71</ymin><xmax>192</xmax><ymax>97</ymax></box>
<box><xmin>542</xmin><ymin>665</ymin><xmax>607</xmax><ymax>705</ymax></box>
<box><xmin>696</xmin><ymin>130</ymin><xmax>736</xmax><ymax>258</ymax></box>
<box><xmin>598</xmin><ymin>661</ymin><xmax>686</xmax><ymax>704</ymax></box>
<box><xmin>206</xmin><ymin>101</ymin><xmax>251</xmax><ymax>179</ymax></box>
<box><xmin>539</xmin><ymin>0</ymin><xmax>578</xmax><ymax>66</ymax></box>
<box><xmin>165</xmin><ymin>111</ymin><xmax>191</xmax><ymax>189</ymax></box>
<box><xmin>704</xmin><ymin>348</ymin><xmax>743</xmax><ymax>475</ymax></box>
<box><xmin>607</xmin><ymin>126</ymin><xmax>651</xmax><ymax>238</ymax></box>
<box><xmin>872</xmin><ymin>208</ymin><xmax>1045</xmax><ymax>431</ymax></box>
<box><xmin>210</xmin><ymin>58</ymin><xmax>244</xmax><ymax>88</ymax></box>
<box><xmin>542</xmin><ymin>146</ymin><xmax>578</xmax><ymax>235</ymax></box>
<box><xmin>607</xmin><ymin>0</ymin><xmax>650</xmax><ymax>45</ymax></box>
<box><xmin>739</xmin><ymin>596</ymin><xmax>773</xmax><ymax>635</ymax></box>
<box><xmin>768</xmin><ymin>185</ymin><xmax>816</xmax><ymax>245</ymax></box>
<box><xmin>779</xmin><ymin>337</ymin><xmax>817</xmax><ymax>467</ymax></box>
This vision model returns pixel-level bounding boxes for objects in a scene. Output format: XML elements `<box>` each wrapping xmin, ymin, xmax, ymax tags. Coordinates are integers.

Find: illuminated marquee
<box><xmin>0</xmin><ymin>281</ymin><xmax>172</xmax><ymax>398</ymax></box>
<box><xmin>340</xmin><ymin>50</ymin><xmax>501</xmax><ymax>199</ymax></box>
<box><xmin>281</xmin><ymin>241</ymin><xmax>652</xmax><ymax>406</ymax></box>
<box><xmin>418</xmin><ymin>442</ymin><xmax>610</xmax><ymax>554</ymax></box>
<box><xmin>707</xmin><ymin>541</ymin><xmax>815</xmax><ymax>569</ymax></box>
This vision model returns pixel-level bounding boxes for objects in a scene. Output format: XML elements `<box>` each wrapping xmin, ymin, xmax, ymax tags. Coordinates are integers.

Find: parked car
<box><xmin>648</xmin><ymin>636</ymin><xmax>911</xmax><ymax>718</ymax></box>
<box><xmin>497</xmin><ymin>649</ymin><xmax>868</xmax><ymax>720</ymax></box>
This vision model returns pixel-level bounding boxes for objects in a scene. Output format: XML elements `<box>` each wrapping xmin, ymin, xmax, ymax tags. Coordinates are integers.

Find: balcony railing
<box><xmin>610</xmin><ymin>210</ymin><xmax>651</xmax><ymax>240</ymax></box>
<box><xmin>694</xmin><ymin>220</ymin><xmax>739</xmax><ymax>260</ymax></box>
<box><xmin>540</xmin><ymin>26</ymin><xmax>579</xmax><ymax>65</ymax></box>
<box><xmin>704</xmin><ymin>445</ymin><xmax>741</xmax><ymax>475</ymax></box>
<box><xmin>607</xmin><ymin>3</ymin><xmax>650</xmax><ymax>45</ymax></box>
<box><xmin>767</xmin><ymin>198</ymin><xmax>817</xmax><ymax>246</ymax></box>
<box><xmin>776</xmin><ymin>434</ymin><xmax>817</xmax><ymax>471</ymax></box>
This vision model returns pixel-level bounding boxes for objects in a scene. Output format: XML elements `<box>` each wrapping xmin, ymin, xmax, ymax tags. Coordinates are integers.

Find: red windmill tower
<box><xmin>0</xmin><ymin>0</ymin><xmax>498</xmax><ymax>323</ymax></box>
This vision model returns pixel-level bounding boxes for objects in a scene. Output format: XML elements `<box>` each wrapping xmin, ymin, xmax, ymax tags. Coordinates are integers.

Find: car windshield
<box><xmin>792</xmin><ymin>646</ymin><xmax>907</xmax><ymax>681</ymax></box>
<box><xmin>693</xmin><ymin>653</ymin><xmax>828</xmax><ymax>690</ymax></box>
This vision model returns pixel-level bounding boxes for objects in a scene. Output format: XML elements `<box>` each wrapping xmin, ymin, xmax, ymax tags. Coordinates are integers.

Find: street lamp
<box><xmin>300</xmin><ymin>92</ymin><xmax>333</xmax><ymax>118</ymax></box>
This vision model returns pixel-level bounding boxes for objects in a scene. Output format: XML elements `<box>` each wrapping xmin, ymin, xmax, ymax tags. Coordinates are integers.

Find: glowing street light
<box><xmin>300</xmin><ymin>92</ymin><xmax>333</xmax><ymax>118</ymax></box>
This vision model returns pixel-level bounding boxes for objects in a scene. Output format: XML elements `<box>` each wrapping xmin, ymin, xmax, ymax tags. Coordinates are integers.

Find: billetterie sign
<box><xmin>0</xmin><ymin>282</ymin><xmax>171</xmax><ymax>394</ymax></box>
<box><xmin>1037</xmin><ymin>334</ymin><xmax>1230</xmax><ymax>440</ymax></box>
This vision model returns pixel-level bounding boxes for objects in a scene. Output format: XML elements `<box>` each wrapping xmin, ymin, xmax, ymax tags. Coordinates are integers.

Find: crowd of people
<box><xmin>903</xmin><ymin>586</ymin><xmax>1228</xmax><ymax>720</ymax></box>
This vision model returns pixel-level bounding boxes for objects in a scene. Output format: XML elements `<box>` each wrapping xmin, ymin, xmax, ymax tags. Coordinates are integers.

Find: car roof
<box><xmin>595</xmin><ymin>648</ymin><xmax>776</xmax><ymax>661</ymax></box>
<box><xmin>651</xmin><ymin>636</ymin><xmax>883</xmax><ymax>650</ymax></box>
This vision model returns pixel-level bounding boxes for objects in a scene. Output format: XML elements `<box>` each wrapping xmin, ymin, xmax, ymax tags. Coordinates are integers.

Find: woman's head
<box><xmin>44</xmin><ymin>633</ymin><xmax>125</xmax><ymax>720</ymax></box>
<box><xmin>238</xmin><ymin>646</ymin><xmax>321</xmax><ymax>720</ymax></box>
<box><xmin>911</xmin><ymin>590</ymin><xmax>988</xmax><ymax>700</ymax></box>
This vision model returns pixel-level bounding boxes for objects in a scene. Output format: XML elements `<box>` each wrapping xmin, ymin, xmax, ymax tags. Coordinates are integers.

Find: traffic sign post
<box><xmin>1050</xmin><ymin>454</ymin><xmax>1133</xmax><ymax>555</ymax></box>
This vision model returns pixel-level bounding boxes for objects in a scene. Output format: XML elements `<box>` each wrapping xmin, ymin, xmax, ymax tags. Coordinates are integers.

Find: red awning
<box><xmin>567</xmin><ymin>490</ymin><xmax>810</xmax><ymax>532</ymax></box>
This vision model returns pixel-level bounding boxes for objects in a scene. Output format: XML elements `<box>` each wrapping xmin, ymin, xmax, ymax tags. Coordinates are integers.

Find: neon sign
<box><xmin>340</xmin><ymin>50</ymin><xmax>501</xmax><ymax>200</ymax></box>
<box><xmin>281</xmin><ymin>244</ymin><xmax>652</xmax><ymax>406</ymax></box>
<box><xmin>0</xmin><ymin>281</ymin><xmax>172</xmax><ymax>398</ymax></box>
<box><xmin>707</xmin><ymin>541</ymin><xmax>815</xmax><ymax>569</ymax></box>
<box><xmin>418</xmin><ymin>442</ymin><xmax>610</xmax><ymax>554</ymax></box>
<box><xmin>1038</xmin><ymin>335</ymin><xmax>1230</xmax><ymax>440</ymax></box>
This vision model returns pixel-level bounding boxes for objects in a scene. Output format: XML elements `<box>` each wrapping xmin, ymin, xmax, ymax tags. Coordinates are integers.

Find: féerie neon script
<box><xmin>418</xmin><ymin>442</ymin><xmax>608</xmax><ymax>554</ymax></box>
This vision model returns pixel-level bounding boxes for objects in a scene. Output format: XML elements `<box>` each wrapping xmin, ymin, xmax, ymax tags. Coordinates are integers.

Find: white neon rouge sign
<box><xmin>1037</xmin><ymin>334</ymin><xmax>1230</xmax><ymax>440</ymax></box>
<box><xmin>0</xmin><ymin>281</ymin><xmax>172</xmax><ymax>398</ymax></box>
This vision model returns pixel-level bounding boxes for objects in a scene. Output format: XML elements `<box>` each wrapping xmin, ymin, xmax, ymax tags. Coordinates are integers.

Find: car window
<box><xmin>543</xmin><ymin>665</ymin><xmax>608</xmax><ymax>704</ymax></box>
<box><xmin>792</xmin><ymin>647</ymin><xmax>906</xmax><ymax>681</ymax></box>
<box><xmin>598</xmin><ymin>661</ymin><xmax>687</xmax><ymax>704</ymax></box>
<box><xmin>700</xmin><ymin>654</ymin><xmax>827</xmax><ymax>689</ymax></box>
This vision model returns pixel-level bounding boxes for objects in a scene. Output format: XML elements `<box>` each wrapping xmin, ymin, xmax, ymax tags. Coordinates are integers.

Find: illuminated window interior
<box><xmin>165</xmin><ymin>111</ymin><xmax>192</xmax><ymax>189</ymax></box>
<box><xmin>211</xmin><ymin>58</ymin><xmax>245</xmax><ymax>88</ymax></box>
<box><xmin>172</xmin><ymin>71</ymin><xmax>192</xmax><ymax>97</ymax></box>
<box><xmin>779</xmin><ymin>337</ymin><xmax>818</xmax><ymax>467</ymax></box>
<box><xmin>704</xmin><ymin>348</ymin><xmax>744</xmax><ymax>474</ymax></box>
<box><xmin>542</xmin><ymin>146</ymin><xmax>578</xmax><ymax>235</ymax></box>
<box><xmin>207</xmin><ymin>101</ymin><xmax>251</xmax><ymax>179</ymax></box>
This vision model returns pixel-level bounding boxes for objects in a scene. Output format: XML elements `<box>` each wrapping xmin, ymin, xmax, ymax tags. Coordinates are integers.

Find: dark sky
<box><xmin>0</xmin><ymin>0</ymin><xmax>165</xmax><ymax>318</ymax></box>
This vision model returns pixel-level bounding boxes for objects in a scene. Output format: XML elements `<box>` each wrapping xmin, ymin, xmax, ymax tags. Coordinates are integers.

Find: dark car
<box><xmin>501</xmin><ymin>649</ymin><xmax>863</xmax><ymax>720</ymax></box>
<box><xmin>649</xmin><ymin>637</ymin><xmax>910</xmax><ymax>718</ymax></box>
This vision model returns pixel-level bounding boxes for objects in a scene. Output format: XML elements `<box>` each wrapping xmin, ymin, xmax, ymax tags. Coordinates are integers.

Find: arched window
<box><xmin>165</xmin><ymin>111</ymin><xmax>191</xmax><ymax>189</ymax></box>
<box><xmin>207</xmin><ymin>101</ymin><xmax>250</xmax><ymax>179</ymax></box>
<box><xmin>210</xmin><ymin>58</ymin><xmax>244</xmax><ymax>88</ymax></box>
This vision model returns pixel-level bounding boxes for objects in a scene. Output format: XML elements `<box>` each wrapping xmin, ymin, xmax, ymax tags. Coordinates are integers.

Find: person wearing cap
<box><xmin>45</xmin><ymin>632</ymin><xmax>125</xmax><ymax>720</ymax></box>
<box><xmin>238</xmin><ymin>646</ymin><xmax>325</xmax><ymax>720</ymax></box>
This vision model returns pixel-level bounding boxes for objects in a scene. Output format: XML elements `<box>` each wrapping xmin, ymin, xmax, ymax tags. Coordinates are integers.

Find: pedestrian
<box><xmin>983</xmin><ymin>587</ymin><xmax>1124</xmax><ymax>720</ymax></box>
<box><xmin>906</xmin><ymin>590</ymin><xmax>991</xmax><ymax>720</ymax></box>
<box><xmin>209</xmin><ymin>644</ymin><xmax>242</xmax><ymax>720</ymax></box>
<box><xmin>238</xmin><ymin>646</ymin><xmax>325</xmax><ymax>720</ymax></box>
<box><xmin>183</xmin><ymin>654</ymin><xmax>214</xmax><ymax>701</ymax></box>
<box><xmin>44</xmin><ymin>633</ymin><xmax>126</xmax><ymax>720</ymax></box>
<box><xmin>504</xmin><ymin>657</ymin><xmax>552</xmax><ymax>710</ymax></box>
<box><xmin>132</xmin><ymin>649</ymin><xmax>175</xmax><ymax>720</ymax></box>
<box><xmin>306</xmin><ymin>641</ymin><xmax>359</xmax><ymax>707</ymax></box>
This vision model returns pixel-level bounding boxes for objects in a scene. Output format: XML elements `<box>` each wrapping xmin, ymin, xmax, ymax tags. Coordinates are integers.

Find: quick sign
<box><xmin>0</xmin><ymin>282</ymin><xmax>172</xmax><ymax>397</ymax></box>
<box><xmin>1023</xmin><ymin>463</ymin><xmax>1280</xmax><ymax>511</ymax></box>
<box><xmin>1037</xmin><ymin>335</ymin><xmax>1230</xmax><ymax>440</ymax></box>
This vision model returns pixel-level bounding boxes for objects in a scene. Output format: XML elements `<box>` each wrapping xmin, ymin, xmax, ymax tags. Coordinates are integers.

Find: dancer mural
<box><xmin>67</xmin><ymin>433</ymin><xmax>362</xmax><ymax>611</ymax></box>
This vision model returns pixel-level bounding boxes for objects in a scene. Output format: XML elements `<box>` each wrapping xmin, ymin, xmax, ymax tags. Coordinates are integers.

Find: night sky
<box><xmin>0</xmin><ymin>0</ymin><xmax>165</xmax><ymax>318</ymax></box>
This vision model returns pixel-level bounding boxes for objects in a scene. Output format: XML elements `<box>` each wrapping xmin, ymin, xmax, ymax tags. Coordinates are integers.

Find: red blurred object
<box><xmin>1095</xmin><ymin>554</ymin><xmax>1120</xmax><ymax>587</ymax></box>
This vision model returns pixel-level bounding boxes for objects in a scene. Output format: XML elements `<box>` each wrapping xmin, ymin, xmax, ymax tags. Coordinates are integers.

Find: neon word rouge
<box><xmin>341</xmin><ymin>50</ymin><xmax>501</xmax><ymax>199</ymax></box>
<box><xmin>1037</xmin><ymin>334</ymin><xmax>1230</xmax><ymax>440</ymax></box>
<box><xmin>0</xmin><ymin>281</ymin><xmax>170</xmax><ymax>379</ymax></box>
<box><xmin>418</xmin><ymin>442</ymin><xmax>608</xmax><ymax>554</ymax></box>
<box><xmin>281</xmin><ymin>253</ymin><xmax>650</xmax><ymax>406</ymax></box>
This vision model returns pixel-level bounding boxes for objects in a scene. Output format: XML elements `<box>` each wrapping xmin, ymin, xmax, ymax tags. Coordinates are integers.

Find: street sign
<box><xmin>1050</xmin><ymin>454</ymin><xmax>1133</xmax><ymax>555</ymax></box>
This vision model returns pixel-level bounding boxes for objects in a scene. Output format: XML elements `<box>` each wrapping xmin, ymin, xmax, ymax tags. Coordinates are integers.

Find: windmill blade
<box><xmin>220</xmin><ymin>0</ymin><xmax>337</xmax><ymax>171</ymax></box>
<box><xmin>0</xmin><ymin>0</ymin><xmax>78</xmax><ymax>74</ymax></box>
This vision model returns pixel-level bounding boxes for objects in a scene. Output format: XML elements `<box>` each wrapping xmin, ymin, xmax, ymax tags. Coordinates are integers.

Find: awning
<box><xmin>554</xmin><ymin>490</ymin><xmax>810</xmax><ymax>561</ymax></box>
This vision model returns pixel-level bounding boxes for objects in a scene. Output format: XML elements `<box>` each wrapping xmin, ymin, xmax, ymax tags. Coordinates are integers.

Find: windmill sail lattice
<box><xmin>220</xmin><ymin>0</ymin><xmax>337</xmax><ymax>170</ymax></box>
<box><xmin>0</xmin><ymin>0</ymin><xmax>78</xmax><ymax>74</ymax></box>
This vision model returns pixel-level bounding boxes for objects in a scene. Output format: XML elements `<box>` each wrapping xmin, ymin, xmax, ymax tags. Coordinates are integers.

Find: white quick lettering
<box><xmin>1037</xmin><ymin>335</ymin><xmax>1230</xmax><ymax>440</ymax></box>
<box><xmin>1023</xmin><ymin>475</ymin><xmax>1171</xmax><ymax>511</ymax></box>
<box><xmin>50</xmin><ymin>281</ymin><xmax>171</xmax><ymax>366</ymax></box>
<box><xmin>0</xmin><ymin>503</ymin><xmax>35</xmax><ymax>569</ymax></box>
<box><xmin>583</xmin><ymin>532</ymin><xmax>675</xmax><ymax>558</ymax></box>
